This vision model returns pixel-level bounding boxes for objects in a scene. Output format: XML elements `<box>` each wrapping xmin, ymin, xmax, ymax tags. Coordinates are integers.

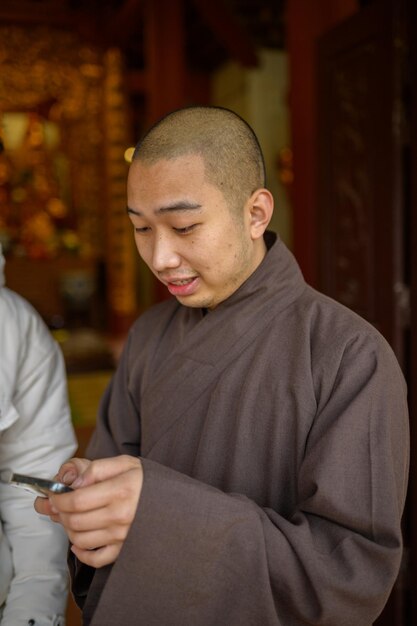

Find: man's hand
<box><xmin>34</xmin><ymin>455</ymin><xmax>143</xmax><ymax>568</ymax></box>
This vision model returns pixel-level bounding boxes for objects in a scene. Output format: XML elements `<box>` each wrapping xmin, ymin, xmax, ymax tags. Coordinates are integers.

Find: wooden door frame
<box><xmin>286</xmin><ymin>0</ymin><xmax>358</xmax><ymax>288</ymax></box>
<box><xmin>406</xmin><ymin>0</ymin><xmax>417</xmax><ymax>619</ymax></box>
<box><xmin>288</xmin><ymin>0</ymin><xmax>417</xmax><ymax>626</ymax></box>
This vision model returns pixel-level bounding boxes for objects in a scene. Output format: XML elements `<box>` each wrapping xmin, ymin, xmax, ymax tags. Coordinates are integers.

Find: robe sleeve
<box><xmin>73</xmin><ymin>330</ymin><xmax>409</xmax><ymax>626</ymax></box>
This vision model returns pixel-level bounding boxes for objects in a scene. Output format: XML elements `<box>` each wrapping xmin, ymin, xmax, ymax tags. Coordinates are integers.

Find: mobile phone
<box><xmin>0</xmin><ymin>469</ymin><xmax>73</xmax><ymax>497</ymax></box>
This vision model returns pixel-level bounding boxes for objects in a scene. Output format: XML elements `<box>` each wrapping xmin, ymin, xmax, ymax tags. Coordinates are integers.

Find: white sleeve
<box><xmin>0</xmin><ymin>298</ymin><xmax>77</xmax><ymax>625</ymax></box>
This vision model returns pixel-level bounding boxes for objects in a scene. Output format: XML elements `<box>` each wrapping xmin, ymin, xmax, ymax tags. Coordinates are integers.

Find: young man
<box><xmin>36</xmin><ymin>107</ymin><xmax>409</xmax><ymax>626</ymax></box>
<box><xmin>0</xmin><ymin>247</ymin><xmax>77</xmax><ymax>625</ymax></box>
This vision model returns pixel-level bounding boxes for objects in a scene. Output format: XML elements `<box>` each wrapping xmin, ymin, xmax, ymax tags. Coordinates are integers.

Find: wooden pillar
<box><xmin>141</xmin><ymin>0</ymin><xmax>189</xmax><ymax>302</ymax></box>
<box><xmin>286</xmin><ymin>0</ymin><xmax>358</xmax><ymax>286</ymax></box>
<box><xmin>407</xmin><ymin>0</ymin><xmax>417</xmax><ymax>618</ymax></box>
<box><xmin>144</xmin><ymin>0</ymin><xmax>186</xmax><ymax>126</ymax></box>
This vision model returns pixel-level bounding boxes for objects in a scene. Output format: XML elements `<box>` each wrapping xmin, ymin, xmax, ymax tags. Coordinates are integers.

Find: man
<box><xmin>0</xmin><ymin>246</ymin><xmax>77</xmax><ymax>625</ymax></box>
<box><xmin>36</xmin><ymin>106</ymin><xmax>409</xmax><ymax>626</ymax></box>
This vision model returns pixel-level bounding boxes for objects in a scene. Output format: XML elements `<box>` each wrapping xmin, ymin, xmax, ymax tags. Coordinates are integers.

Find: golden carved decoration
<box><xmin>0</xmin><ymin>25</ymin><xmax>138</xmax><ymax>327</ymax></box>
<box><xmin>0</xmin><ymin>25</ymin><xmax>104</xmax><ymax>258</ymax></box>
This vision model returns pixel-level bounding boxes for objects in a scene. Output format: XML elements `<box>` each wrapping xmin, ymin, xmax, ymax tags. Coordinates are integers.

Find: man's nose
<box><xmin>151</xmin><ymin>233</ymin><xmax>181</xmax><ymax>271</ymax></box>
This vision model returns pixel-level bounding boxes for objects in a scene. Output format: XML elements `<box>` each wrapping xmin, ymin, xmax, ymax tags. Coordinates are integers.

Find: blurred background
<box><xmin>0</xmin><ymin>0</ymin><xmax>415</xmax><ymax>624</ymax></box>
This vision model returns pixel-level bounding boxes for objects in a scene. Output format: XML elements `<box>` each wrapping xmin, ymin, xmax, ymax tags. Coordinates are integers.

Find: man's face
<box><xmin>127</xmin><ymin>154</ymin><xmax>263</xmax><ymax>309</ymax></box>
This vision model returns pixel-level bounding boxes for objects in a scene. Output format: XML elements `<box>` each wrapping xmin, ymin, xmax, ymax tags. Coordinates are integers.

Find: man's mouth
<box><xmin>168</xmin><ymin>278</ymin><xmax>195</xmax><ymax>286</ymax></box>
<box><xmin>164</xmin><ymin>276</ymin><xmax>200</xmax><ymax>297</ymax></box>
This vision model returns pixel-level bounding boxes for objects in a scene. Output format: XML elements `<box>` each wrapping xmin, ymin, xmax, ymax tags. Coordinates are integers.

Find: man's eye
<box><xmin>135</xmin><ymin>226</ymin><xmax>150</xmax><ymax>234</ymax></box>
<box><xmin>174</xmin><ymin>224</ymin><xmax>197</xmax><ymax>234</ymax></box>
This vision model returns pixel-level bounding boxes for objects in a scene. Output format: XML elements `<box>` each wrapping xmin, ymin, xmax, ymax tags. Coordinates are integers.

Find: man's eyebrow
<box><xmin>126</xmin><ymin>201</ymin><xmax>202</xmax><ymax>217</ymax></box>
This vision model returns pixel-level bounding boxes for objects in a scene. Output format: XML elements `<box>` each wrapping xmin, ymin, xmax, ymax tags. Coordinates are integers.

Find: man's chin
<box><xmin>175</xmin><ymin>292</ymin><xmax>213</xmax><ymax>309</ymax></box>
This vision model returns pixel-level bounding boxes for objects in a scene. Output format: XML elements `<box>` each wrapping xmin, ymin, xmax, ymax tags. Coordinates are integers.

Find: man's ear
<box><xmin>248</xmin><ymin>188</ymin><xmax>274</xmax><ymax>240</ymax></box>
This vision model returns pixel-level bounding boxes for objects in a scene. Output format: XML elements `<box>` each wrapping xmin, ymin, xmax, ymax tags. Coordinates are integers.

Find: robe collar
<box><xmin>139</xmin><ymin>232</ymin><xmax>308</xmax><ymax>455</ymax></box>
<box><xmin>212</xmin><ymin>230</ymin><xmax>305</xmax><ymax>317</ymax></box>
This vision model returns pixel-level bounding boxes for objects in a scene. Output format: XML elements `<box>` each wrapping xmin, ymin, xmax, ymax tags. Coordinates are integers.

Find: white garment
<box><xmin>0</xmin><ymin>248</ymin><xmax>77</xmax><ymax>625</ymax></box>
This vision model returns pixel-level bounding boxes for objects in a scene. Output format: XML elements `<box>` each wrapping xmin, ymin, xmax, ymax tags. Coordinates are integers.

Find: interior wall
<box><xmin>211</xmin><ymin>49</ymin><xmax>292</xmax><ymax>249</ymax></box>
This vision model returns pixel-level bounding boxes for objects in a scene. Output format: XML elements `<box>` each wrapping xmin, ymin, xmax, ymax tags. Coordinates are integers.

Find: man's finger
<box><xmin>75</xmin><ymin>455</ymin><xmax>141</xmax><ymax>488</ymax></box>
<box><xmin>49</xmin><ymin>467</ymin><xmax>142</xmax><ymax>514</ymax></box>
<box><xmin>57</xmin><ymin>458</ymin><xmax>91</xmax><ymax>485</ymax></box>
<box><xmin>71</xmin><ymin>542</ymin><xmax>121</xmax><ymax>568</ymax></box>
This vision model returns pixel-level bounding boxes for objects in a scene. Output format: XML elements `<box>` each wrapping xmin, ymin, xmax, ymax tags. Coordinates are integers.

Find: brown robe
<box><xmin>71</xmin><ymin>232</ymin><xmax>409</xmax><ymax>626</ymax></box>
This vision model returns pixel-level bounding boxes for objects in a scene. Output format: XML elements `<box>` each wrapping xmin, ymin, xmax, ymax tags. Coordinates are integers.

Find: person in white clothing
<box><xmin>0</xmin><ymin>246</ymin><xmax>77</xmax><ymax>625</ymax></box>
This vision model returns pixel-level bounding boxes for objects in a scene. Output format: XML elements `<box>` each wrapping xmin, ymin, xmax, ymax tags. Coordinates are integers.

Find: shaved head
<box><xmin>132</xmin><ymin>106</ymin><xmax>266</xmax><ymax>211</ymax></box>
